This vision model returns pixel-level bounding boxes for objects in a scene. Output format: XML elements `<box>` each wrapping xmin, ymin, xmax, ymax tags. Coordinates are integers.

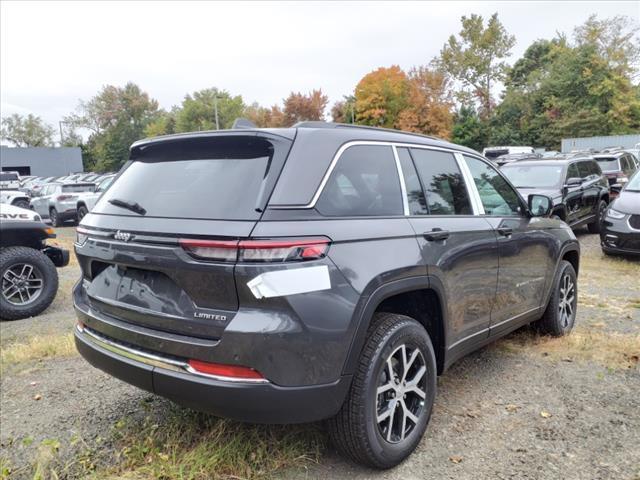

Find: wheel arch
<box><xmin>342</xmin><ymin>276</ymin><xmax>449</xmax><ymax>377</ymax></box>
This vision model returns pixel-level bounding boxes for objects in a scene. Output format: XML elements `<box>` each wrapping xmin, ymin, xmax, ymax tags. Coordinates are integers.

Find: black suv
<box><xmin>74</xmin><ymin>123</ymin><xmax>580</xmax><ymax>468</ymax></box>
<box><xmin>501</xmin><ymin>155</ymin><xmax>610</xmax><ymax>233</ymax></box>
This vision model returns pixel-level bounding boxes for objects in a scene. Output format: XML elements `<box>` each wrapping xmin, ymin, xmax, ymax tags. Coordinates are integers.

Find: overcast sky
<box><xmin>1</xmin><ymin>1</ymin><xmax>638</xmax><ymax>134</ymax></box>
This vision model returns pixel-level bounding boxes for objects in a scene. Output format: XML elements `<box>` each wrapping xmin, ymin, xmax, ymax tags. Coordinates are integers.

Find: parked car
<box><xmin>0</xmin><ymin>171</ymin><xmax>21</xmax><ymax>190</ymax></box>
<box><xmin>74</xmin><ymin>122</ymin><xmax>580</xmax><ymax>469</ymax></box>
<box><xmin>482</xmin><ymin>145</ymin><xmax>534</xmax><ymax>161</ymax></box>
<box><xmin>76</xmin><ymin>174</ymin><xmax>116</xmax><ymax>221</ymax></box>
<box><xmin>600</xmin><ymin>170</ymin><xmax>640</xmax><ymax>256</ymax></box>
<box><xmin>499</xmin><ymin>155</ymin><xmax>610</xmax><ymax>232</ymax></box>
<box><xmin>30</xmin><ymin>182</ymin><xmax>96</xmax><ymax>226</ymax></box>
<box><xmin>0</xmin><ymin>189</ymin><xmax>31</xmax><ymax>209</ymax></box>
<box><xmin>593</xmin><ymin>150</ymin><xmax>639</xmax><ymax>195</ymax></box>
<box><xmin>1</xmin><ymin>216</ymin><xmax>69</xmax><ymax>319</ymax></box>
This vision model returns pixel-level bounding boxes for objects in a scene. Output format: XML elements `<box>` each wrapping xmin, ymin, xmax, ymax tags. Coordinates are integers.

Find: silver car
<box><xmin>30</xmin><ymin>182</ymin><xmax>96</xmax><ymax>226</ymax></box>
<box><xmin>76</xmin><ymin>175</ymin><xmax>116</xmax><ymax>221</ymax></box>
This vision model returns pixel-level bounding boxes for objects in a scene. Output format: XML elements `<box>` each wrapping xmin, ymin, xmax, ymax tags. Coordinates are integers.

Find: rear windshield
<box><xmin>501</xmin><ymin>164</ymin><xmax>564</xmax><ymax>188</ymax></box>
<box><xmin>0</xmin><ymin>173</ymin><xmax>19</xmax><ymax>181</ymax></box>
<box><xmin>62</xmin><ymin>184</ymin><xmax>95</xmax><ymax>193</ymax></box>
<box><xmin>595</xmin><ymin>157</ymin><xmax>620</xmax><ymax>172</ymax></box>
<box><xmin>95</xmin><ymin>137</ymin><xmax>274</xmax><ymax>220</ymax></box>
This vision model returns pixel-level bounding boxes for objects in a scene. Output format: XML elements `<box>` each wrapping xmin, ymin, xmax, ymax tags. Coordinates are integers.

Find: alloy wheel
<box><xmin>2</xmin><ymin>263</ymin><xmax>44</xmax><ymax>306</ymax></box>
<box><xmin>558</xmin><ymin>273</ymin><xmax>575</xmax><ymax>328</ymax></box>
<box><xmin>376</xmin><ymin>344</ymin><xmax>428</xmax><ymax>443</ymax></box>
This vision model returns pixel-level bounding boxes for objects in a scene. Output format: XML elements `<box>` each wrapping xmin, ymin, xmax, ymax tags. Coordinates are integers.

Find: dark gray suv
<box><xmin>73</xmin><ymin>123</ymin><xmax>580</xmax><ymax>468</ymax></box>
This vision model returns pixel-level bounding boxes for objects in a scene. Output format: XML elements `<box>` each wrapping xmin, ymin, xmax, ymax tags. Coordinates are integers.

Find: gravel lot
<box><xmin>1</xmin><ymin>227</ymin><xmax>638</xmax><ymax>479</ymax></box>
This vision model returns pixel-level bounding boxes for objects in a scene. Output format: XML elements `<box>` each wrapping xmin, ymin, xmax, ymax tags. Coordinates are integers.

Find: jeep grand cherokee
<box><xmin>74</xmin><ymin>122</ymin><xmax>580</xmax><ymax>468</ymax></box>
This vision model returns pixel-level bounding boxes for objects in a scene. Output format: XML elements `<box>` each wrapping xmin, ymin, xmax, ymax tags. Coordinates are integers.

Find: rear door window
<box><xmin>410</xmin><ymin>149</ymin><xmax>472</xmax><ymax>215</ymax></box>
<box><xmin>316</xmin><ymin>145</ymin><xmax>403</xmax><ymax>217</ymax></box>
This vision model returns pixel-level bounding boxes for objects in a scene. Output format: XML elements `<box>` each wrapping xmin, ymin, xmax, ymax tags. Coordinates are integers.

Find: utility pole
<box><xmin>214</xmin><ymin>96</ymin><xmax>220</xmax><ymax>130</ymax></box>
<box><xmin>59</xmin><ymin>121</ymin><xmax>65</xmax><ymax>145</ymax></box>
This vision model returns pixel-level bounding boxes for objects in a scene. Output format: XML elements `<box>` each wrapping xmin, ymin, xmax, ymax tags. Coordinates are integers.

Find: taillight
<box><xmin>57</xmin><ymin>194</ymin><xmax>75</xmax><ymax>201</ymax></box>
<box><xmin>179</xmin><ymin>237</ymin><xmax>330</xmax><ymax>263</ymax></box>
<box><xmin>187</xmin><ymin>359</ymin><xmax>264</xmax><ymax>380</ymax></box>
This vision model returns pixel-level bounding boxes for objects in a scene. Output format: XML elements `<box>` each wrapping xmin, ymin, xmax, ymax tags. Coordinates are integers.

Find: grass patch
<box><xmin>496</xmin><ymin>328</ymin><xmax>640</xmax><ymax>370</ymax></box>
<box><xmin>92</xmin><ymin>405</ymin><xmax>325</xmax><ymax>480</ymax></box>
<box><xmin>0</xmin><ymin>332</ymin><xmax>76</xmax><ymax>374</ymax></box>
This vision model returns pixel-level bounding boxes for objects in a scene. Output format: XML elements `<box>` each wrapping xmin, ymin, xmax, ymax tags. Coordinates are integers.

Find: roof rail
<box><xmin>294</xmin><ymin>121</ymin><xmax>442</xmax><ymax>142</ymax></box>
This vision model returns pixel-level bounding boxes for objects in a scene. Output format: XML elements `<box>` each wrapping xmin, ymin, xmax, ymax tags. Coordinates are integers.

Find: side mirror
<box><xmin>610</xmin><ymin>184</ymin><xmax>622</xmax><ymax>194</ymax></box>
<box><xmin>565</xmin><ymin>177</ymin><xmax>582</xmax><ymax>187</ymax></box>
<box><xmin>528</xmin><ymin>194</ymin><xmax>553</xmax><ymax>217</ymax></box>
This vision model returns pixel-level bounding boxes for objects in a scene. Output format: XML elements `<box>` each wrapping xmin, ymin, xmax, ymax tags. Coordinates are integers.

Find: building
<box><xmin>0</xmin><ymin>146</ymin><xmax>83</xmax><ymax>176</ymax></box>
<box><xmin>561</xmin><ymin>134</ymin><xmax>640</xmax><ymax>153</ymax></box>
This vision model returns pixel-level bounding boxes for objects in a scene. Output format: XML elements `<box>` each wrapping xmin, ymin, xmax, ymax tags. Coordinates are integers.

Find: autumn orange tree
<box><xmin>397</xmin><ymin>67</ymin><xmax>455</xmax><ymax>138</ymax></box>
<box><xmin>246</xmin><ymin>90</ymin><xmax>328</xmax><ymax>127</ymax></box>
<box><xmin>354</xmin><ymin>66</ymin><xmax>410</xmax><ymax>128</ymax></box>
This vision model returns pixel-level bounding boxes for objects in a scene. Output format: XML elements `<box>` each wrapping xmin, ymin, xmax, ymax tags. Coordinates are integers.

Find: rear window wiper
<box><xmin>108</xmin><ymin>198</ymin><xmax>147</xmax><ymax>216</ymax></box>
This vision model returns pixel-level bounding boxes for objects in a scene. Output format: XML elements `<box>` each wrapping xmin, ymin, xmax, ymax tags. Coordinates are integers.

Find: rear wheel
<box><xmin>535</xmin><ymin>260</ymin><xmax>577</xmax><ymax>336</ymax></box>
<box><xmin>0</xmin><ymin>247</ymin><xmax>58</xmax><ymax>320</ymax></box>
<box><xmin>77</xmin><ymin>205</ymin><xmax>89</xmax><ymax>222</ymax></box>
<box><xmin>327</xmin><ymin>312</ymin><xmax>436</xmax><ymax>469</ymax></box>
<box><xmin>587</xmin><ymin>200</ymin><xmax>607</xmax><ymax>234</ymax></box>
<box><xmin>49</xmin><ymin>208</ymin><xmax>61</xmax><ymax>227</ymax></box>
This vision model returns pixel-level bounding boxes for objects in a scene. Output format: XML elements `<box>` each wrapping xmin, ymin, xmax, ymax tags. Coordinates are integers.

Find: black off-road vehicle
<box><xmin>0</xmin><ymin>221</ymin><xmax>69</xmax><ymax>320</ymax></box>
<box><xmin>74</xmin><ymin>122</ymin><xmax>580</xmax><ymax>468</ymax></box>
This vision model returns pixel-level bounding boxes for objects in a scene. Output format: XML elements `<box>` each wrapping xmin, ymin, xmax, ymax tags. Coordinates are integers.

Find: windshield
<box><xmin>595</xmin><ymin>157</ymin><xmax>620</xmax><ymax>172</ymax></box>
<box><xmin>0</xmin><ymin>173</ymin><xmax>19</xmax><ymax>181</ymax></box>
<box><xmin>501</xmin><ymin>164</ymin><xmax>564</xmax><ymax>189</ymax></box>
<box><xmin>96</xmin><ymin>138</ymin><xmax>275</xmax><ymax>220</ymax></box>
<box><xmin>62</xmin><ymin>184</ymin><xmax>95</xmax><ymax>193</ymax></box>
<box><xmin>626</xmin><ymin>171</ymin><xmax>640</xmax><ymax>191</ymax></box>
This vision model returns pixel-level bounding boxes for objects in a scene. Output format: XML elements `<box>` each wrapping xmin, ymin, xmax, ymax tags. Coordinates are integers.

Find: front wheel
<box><xmin>327</xmin><ymin>312</ymin><xmax>437</xmax><ymax>469</ymax></box>
<box><xmin>587</xmin><ymin>200</ymin><xmax>607</xmax><ymax>234</ymax></box>
<box><xmin>0</xmin><ymin>247</ymin><xmax>58</xmax><ymax>320</ymax></box>
<box><xmin>535</xmin><ymin>260</ymin><xmax>577</xmax><ymax>336</ymax></box>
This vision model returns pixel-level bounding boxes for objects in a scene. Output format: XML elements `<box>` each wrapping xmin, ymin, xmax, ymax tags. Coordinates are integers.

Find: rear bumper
<box><xmin>74</xmin><ymin>321</ymin><xmax>352</xmax><ymax>424</ymax></box>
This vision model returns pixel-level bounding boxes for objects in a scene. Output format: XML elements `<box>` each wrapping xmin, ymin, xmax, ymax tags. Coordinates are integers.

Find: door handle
<box><xmin>497</xmin><ymin>227</ymin><xmax>513</xmax><ymax>237</ymax></box>
<box><xmin>423</xmin><ymin>229</ymin><xmax>450</xmax><ymax>241</ymax></box>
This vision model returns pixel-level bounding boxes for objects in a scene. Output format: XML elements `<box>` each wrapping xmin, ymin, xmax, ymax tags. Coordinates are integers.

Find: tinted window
<box><xmin>411</xmin><ymin>149</ymin><xmax>472</xmax><ymax>215</ymax></box>
<box><xmin>595</xmin><ymin>157</ymin><xmax>620</xmax><ymax>172</ymax></box>
<box><xmin>316</xmin><ymin>145</ymin><xmax>402</xmax><ymax>217</ymax></box>
<box><xmin>577</xmin><ymin>161</ymin><xmax>592</xmax><ymax>179</ymax></box>
<box><xmin>397</xmin><ymin>148</ymin><xmax>427</xmax><ymax>215</ymax></box>
<box><xmin>96</xmin><ymin>138</ymin><xmax>274</xmax><ymax>220</ymax></box>
<box><xmin>567</xmin><ymin>163</ymin><xmax>580</xmax><ymax>180</ymax></box>
<box><xmin>465</xmin><ymin>156</ymin><xmax>521</xmax><ymax>215</ymax></box>
<box><xmin>62</xmin><ymin>184</ymin><xmax>95</xmax><ymax>193</ymax></box>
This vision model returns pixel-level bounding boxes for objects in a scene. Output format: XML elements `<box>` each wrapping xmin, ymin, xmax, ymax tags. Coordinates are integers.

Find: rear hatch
<box><xmin>76</xmin><ymin>133</ymin><xmax>293</xmax><ymax>339</ymax></box>
<box><xmin>595</xmin><ymin>157</ymin><xmax>621</xmax><ymax>185</ymax></box>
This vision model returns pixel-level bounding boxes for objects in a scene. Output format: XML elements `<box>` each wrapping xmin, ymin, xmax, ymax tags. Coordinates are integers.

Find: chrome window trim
<box><xmin>76</xmin><ymin>324</ymin><xmax>269</xmax><ymax>384</ymax></box>
<box><xmin>392</xmin><ymin>145</ymin><xmax>410</xmax><ymax>216</ymax></box>
<box><xmin>454</xmin><ymin>152</ymin><xmax>484</xmax><ymax>215</ymax></box>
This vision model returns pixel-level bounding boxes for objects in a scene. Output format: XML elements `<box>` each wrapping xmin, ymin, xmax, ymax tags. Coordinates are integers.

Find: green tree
<box><xmin>175</xmin><ymin>88</ymin><xmax>245</xmax><ymax>132</ymax></box>
<box><xmin>331</xmin><ymin>95</ymin><xmax>356</xmax><ymax>124</ymax></box>
<box><xmin>0</xmin><ymin>113</ymin><xmax>55</xmax><ymax>147</ymax></box>
<box><xmin>451</xmin><ymin>106</ymin><xmax>488</xmax><ymax>151</ymax></box>
<box><xmin>67</xmin><ymin>82</ymin><xmax>161</xmax><ymax>171</ymax></box>
<box><xmin>438</xmin><ymin>13</ymin><xmax>516</xmax><ymax>118</ymax></box>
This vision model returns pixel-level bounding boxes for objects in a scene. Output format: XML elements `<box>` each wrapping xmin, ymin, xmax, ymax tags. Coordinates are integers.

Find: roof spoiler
<box><xmin>231</xmin><ymin>118</ymin><xmax>257</xmax><ymax>129</ymax></box>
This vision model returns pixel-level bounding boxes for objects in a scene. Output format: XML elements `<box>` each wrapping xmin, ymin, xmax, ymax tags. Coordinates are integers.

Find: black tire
<box><xmin>327</xmin><ymin>312</ymin><xmax>437</xmax><ymax>469</ymax></box>
<box><xmin>49</xmin><ymin>207</ymin><xmax>61</xmax><ymax>227</ymax></box>
<box><xmin>535</xmin><ymin>260</ymin><xmax>577</xmax><ymax>336</ymax></box>
<box><xmin>0</xmin><ymin>247</ymin><xmax>58</xmax><ymax>321</ymax></box>
<box><xmin>12</xmin><ymin>199</ymin><xmax>29</xmax><ymax>209</ymax></box>
<box><xmin>77</xmin><ymin>205</ymin><xmax>89</xmax><ymax>222</ymax></box>
<box><xmin>587</xmin><ymin>200</ymin><xmax>607</xmax><ymax>234</ymax></box>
